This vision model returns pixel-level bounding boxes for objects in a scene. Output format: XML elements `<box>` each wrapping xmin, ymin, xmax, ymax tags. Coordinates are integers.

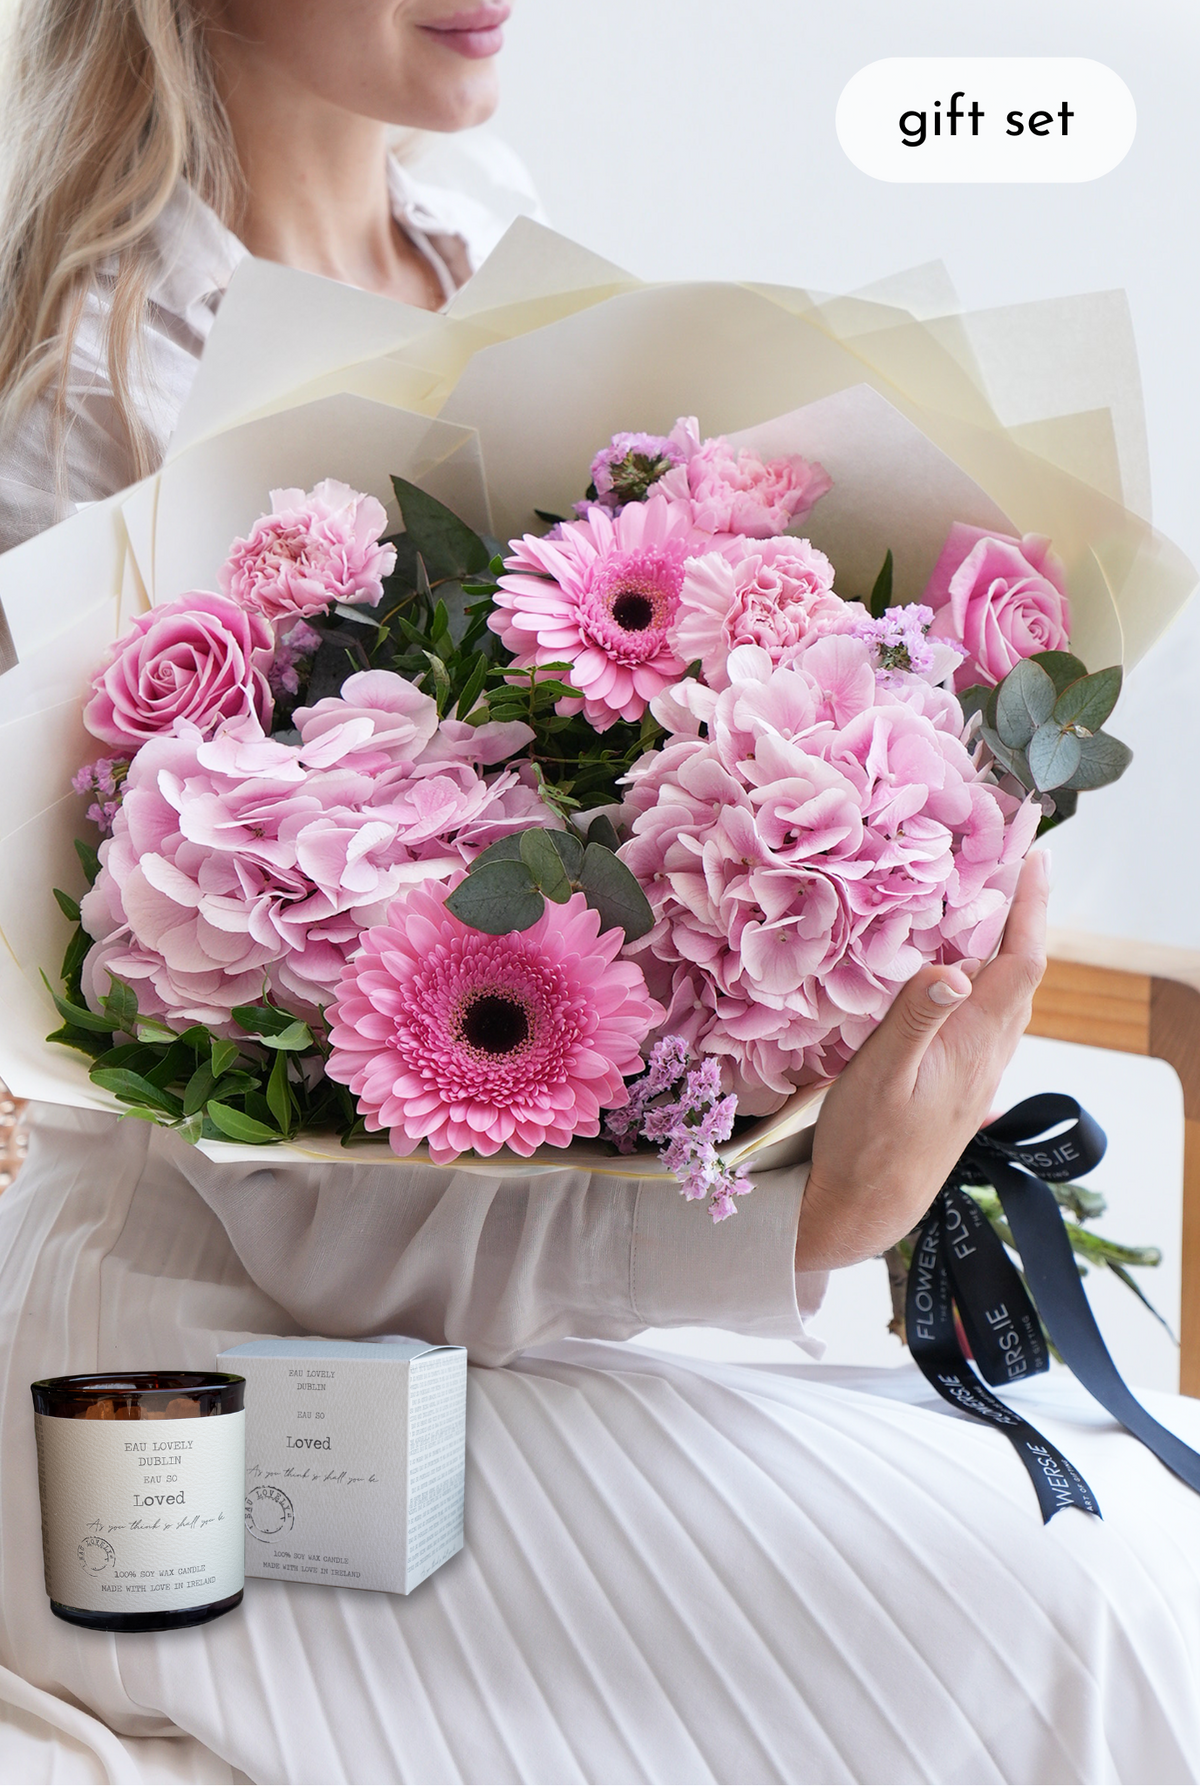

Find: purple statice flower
<box><xmin>71</xmin><ymin>756</ymin><xmax>130</xmax><ymax>838</ymax></box>
<box><xmin>602</xmin><ymin>1034</ymin><xmax>754</xmax><ymax>1222</ymax></box>
<box><xmin>268</xmin><ymin>619</ymin><xmax>323</xmax><ymax>702</ymax></box>
<box><xmin>580</xmin><ymin>431</ymin><xmax>687</xmax><ymax>515</ymax></box>
<box><xmin>852</xmin><ymin>603</ymin><xmax>967</xmax><ymax>687</ymax></box>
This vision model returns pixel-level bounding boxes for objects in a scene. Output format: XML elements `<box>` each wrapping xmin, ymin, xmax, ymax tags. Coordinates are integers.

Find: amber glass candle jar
<box><xmin>31</xmin><ymin>1372</ymin><xmax>245</xmax><ymax>1632</ymax></box>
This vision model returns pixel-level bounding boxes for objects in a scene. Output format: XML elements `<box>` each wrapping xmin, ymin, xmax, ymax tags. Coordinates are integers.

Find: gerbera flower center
<box><xmin>459</xmin><ymin>991</ymin><xmax>531</xmax><ymax>1055</ymax></box>
<box><xmin>611</xmin><ymin>590</ymin><xmax>656</xmax><ymax>632</ymax></box>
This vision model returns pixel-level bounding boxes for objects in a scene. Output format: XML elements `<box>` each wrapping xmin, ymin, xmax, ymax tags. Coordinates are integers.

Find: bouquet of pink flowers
<box><xmin>50</xmin><ymin>419</ymin><xmax>1131</xmax><ymax>1218</ymax></box>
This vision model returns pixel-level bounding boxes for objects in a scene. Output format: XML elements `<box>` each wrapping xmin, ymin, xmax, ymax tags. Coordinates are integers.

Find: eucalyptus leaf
<box><xmin>520</xmin><ymin>829</ymin><xmax>572</xmax><ymax>901</ymax></box>
<box><xmin>980</xmin><ymin>724</ymin><xmax>1034</xmax><ymax>788</ymax></box>
<box><xmin>445</xmin><ymin>860</ymin><xmax>545</xmax><ymax>934</ymax></box>
<box><xmin>1028</xmin><ymin>721</ymin><xmax>1083</xmax><ymax>791</ymax></box>
<box><xmin>995</xmin><ymin>659</ymin><xmax>1057</xmax><ymax>749</ymax></box>
<box><xmin>1030</xmin><ymin>650</ymin><xmax>1090</xmax><ymax>695</ymax></box>
<box><xmin>957</xmin><ymin>686</ymin><xmax>992</xmax><ymax>725</ymax></box>
<box><xmin>586</xmin><ymin>813</ymin><xmax>622</xmax><ymax>852</ymax></box>
<box><xmin>548</xmin><ymin>829</ymin><xmax>585</xmax><ymax>879</ymax></box>
<box><xmin>1062</xmin><ymin>730</ymin><xmax>1133</xmax><ymax>790</ymax></box>
<box><xmin>469</xmin><ymin>834</ymin><xmax>524</xmax><ymax>868</ymax></box>
<box><xmin>205</xmin><ymin>1101</ymin><xmax>280</xmax><ymax>1144</ymax></box>
<box><xmin>1052</xmin><ymin>665</ymin><xmax>1122</xmax><ymax>735</ymax></box>
<box><xmin>391</xmin><ymin>475</ymin><xmax>491</xmax><ymax>581</ymax></box>
<box><xmin>868</xmin><ymin>548</ymin><xmax>894</xmax><ymax>620</ymax></box>
<box><xmin>578</xmin><ymin>843</ymin><xmax>654</xmax><ymax>942</ymax></box>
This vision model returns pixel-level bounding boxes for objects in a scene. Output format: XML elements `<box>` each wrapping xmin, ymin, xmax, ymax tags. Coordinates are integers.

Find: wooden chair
<box><xmin>1029</xmin><ymin>949</ymin><xmax>1200</xmax><ymax>1396</ymax></box>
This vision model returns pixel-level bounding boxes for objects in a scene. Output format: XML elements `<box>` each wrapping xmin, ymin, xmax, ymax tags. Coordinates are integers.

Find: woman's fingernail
<box><xmin>958</xmin><ymin>957</ymin><xmax>983</xmax><ymax>980</ymax></box>
<box><xmin>1038</xmin><ymin>848</ymin><xmax>1052</xmax><ymax>885</ymax></box>
<box><xmin>929</xmin><ymin>979</ymin><xmax>970</xmax><ymax>1006</ymax></box>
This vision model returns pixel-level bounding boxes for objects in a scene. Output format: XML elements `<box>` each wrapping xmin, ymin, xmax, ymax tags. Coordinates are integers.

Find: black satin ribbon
<box><xmin>907</xmin><ymin>1093</ymin><xmax>1200</xmax><ymax>1522</ymax></box>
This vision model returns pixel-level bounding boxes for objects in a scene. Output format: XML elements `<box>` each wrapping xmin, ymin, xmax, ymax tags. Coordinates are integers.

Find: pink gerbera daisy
<box><xmin>489</xmin><ymin>494</ymin><xmax>717</xmax><ymax>731</ymax></box>
<box><xmin>325</xmin><ymin>884</ymin><xmax>663</xmax><ymax>1163</ymax></box>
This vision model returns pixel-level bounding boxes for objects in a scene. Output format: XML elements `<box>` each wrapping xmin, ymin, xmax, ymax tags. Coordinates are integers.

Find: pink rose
<box><xmin>83</xmin><ymin>592</ymin><xmax>273</xmax><ymax>751</ymax></box>
<box><xmin>220</xmin><ymin>479</ymin><xmax>398</xmax><ymax>623</ymax></box>
<box><xmin>924</xmin><ymin>524</ymin><xmax>1071</xmax><ymax>692</ymax></box>
<box><xmin>672</xmin><ymin>536</ymin><xmax>855</xmax><ymax>689</ymax></box>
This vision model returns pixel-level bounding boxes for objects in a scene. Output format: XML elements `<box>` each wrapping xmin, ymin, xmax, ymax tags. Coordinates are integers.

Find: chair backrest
<box><xmin>1029</xmin><ymin>959</ymin><xmax>1200</xmax><ymax>1395</ymax></box>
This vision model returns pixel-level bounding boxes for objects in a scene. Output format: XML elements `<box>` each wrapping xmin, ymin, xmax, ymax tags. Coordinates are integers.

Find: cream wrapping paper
<box><xmin>0</xmin><ymin>220</ymin><xmax>1192</xmax><ymax>1176</ymax></box>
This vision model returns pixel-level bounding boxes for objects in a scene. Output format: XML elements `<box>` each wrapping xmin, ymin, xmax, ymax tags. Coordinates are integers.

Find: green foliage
<box><xmin>868</xmin><ymin>549</ymin><xmax>894</xmax><ymax>618</ymax></box>
<box><xmin>446</xmin><ymin>827</ymin><xmax>654</xmax><ymax>943</ymax></box>
<box><xmin>975</xmin><ymin>654</ymin><xmax>1132</xmax><ymax>804</ymax></box>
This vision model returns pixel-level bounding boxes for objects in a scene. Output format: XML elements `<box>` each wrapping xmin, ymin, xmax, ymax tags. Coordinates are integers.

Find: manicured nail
<box><xmin>1037</xmin><ymin>848</ymin><xmax>1052</xmax><ymax>886</ymax></box>
<box><xmin>929</xmin><ymin>979</ymin><xmax>970</xmax><ymax>1006</ymax></box>
<box><xmin>958</xmin><ymin>957</ymin><xmax>983</xmax><ymax>980</ymax></box>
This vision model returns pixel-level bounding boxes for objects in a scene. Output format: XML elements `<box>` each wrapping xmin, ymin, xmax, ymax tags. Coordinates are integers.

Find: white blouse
<box><xmin>0</xmin><ymin>131</ymin><xmax>544</xmax><ymax>553</ymax></box>
<box><xmin>0</xmin><ymin>129</ymin><xmax>826</xmax><ymax>1359</ymax></box>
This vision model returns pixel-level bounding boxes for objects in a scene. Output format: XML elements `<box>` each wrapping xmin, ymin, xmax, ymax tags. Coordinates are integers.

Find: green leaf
<box><xmin>578</xmin><ymin>843</ymin><xmax>655</xmax><ymax>942</ymax></box>
<box><xmin>53</xmin><ymin>887</ymin><xmax>81</xmax><ymax>923</ymax></box>
<box><xmin>1052</xmin><ymin>665</ymin><xmax>1123</xmax><ymax>736</ymax></box>
<box><xmin>42</xmin><ymin>974</ymin><xmax>114</xmax><ymax>1034</ymax></box>
<box><xmin>205</xmin><ymin>1101</ymin><xmax>280</xmax><ymax>1144</ymax></box>
<box><xmin>1029</xmin><ymin>649</ymin><xmax>1090</xmax><ymax>696</ymax></box>
<box><xmin>211</xmin><ymin>1037</ymin><xmax>241</xmax><ymax>1079</ymax></box>
<box><xmin>1028</xmin><ymin>721</ymin><xmax>1083</xmax><ymax>791</ymax></box>
<box><xmin>46</xmin><ymin>1024</ymin><xmax>113</xmax><ymax>1060</ymax></box>
<box><xmin>90</xmin><ymin>1066</ymin><xmax>183</xmax><ymax>1118</ymax></box>
<box><xmin>980</xmin><ymin>725</ymin><xmax>1033</xmax><ymax>788</ymax></box>
<box><xmin>391</xmin><ymin>476</ymin><xmax>491</xmax><ymax>581</ymax></box>
<box><xmin>868</xmin><ymin>548</ymin><xmax>894</xmax><ymax>619</ymax></box>
<box><xmin>254</xmin><ymin>1020</ymin><xmax>313</xmax><ymax>1052</ymax></box>
<box><xmin>73</xmin><ymin>837</ymin><xmax>101</xmax><ymax>886</ymax></box>
<box><xmin>232</xmin><ymin>1003</ymin><xmax>303</xmax><ymax>1039</ymax></box>
<box><xmin>547</xmin><ymin>829</ymin><xmax>585</xmax><ymax>879</ymax></box>
<box><xmin>60</xmin><ymin>924</ymin><xmax>90</xmax><ymax>991</ymax></box>
<box><xmin>100</xmin><ymin>976</ymin><xmax>139</xmax><ymax>1034</ymax></box>
<box><xmin>135</xmin><ymin>1019</ymin><xmax>178</xmax><ymax>1045</ymax></box>
<box><xmin>455</xmin><ymin>653</ymin><xmax>490</xmax><ymax>719</ymax></box>
<box><xmin>177</xmin><ymin>1113</ymin><xmax>205</xmax><ymax>1146</ymax></box>
<box><xmin>957</xmin><ymin>686</ymin><xmax>992</xmax><ymax>726</ymax></box>
<box><xmin>444</xmin><ymin>860</ymin><xmax>545</xmax><ymax>934</ymax></box>
<box><xmin>1062</xmin><ymin>730</ymin><xmax>1133</xmax><ymax>791</ymax></box>
<box><xmin>183</xmin><ymin>1063</ymin><xmax>218</xmax><ymax>1118</ymax></box>
<box><xmin>995</xmin><ymin>659</ymin><xmax>1057</xmax><ymax>749</ymax></box>
<box><xmin>520</xmin><ymin>829</ymin><xmax>572</xmax><ymax>902</ymax></box>
<box><xmin>469</xmin><ymin>834</ymin><xmax>525</xmax><ymax>868</ymax></box>
<box><xmin>586</xmin><ymin>814</ymin><xmax>622</xmax><ymax>853</ymax></box>
<box><xmin>266</xmin><ymin>1049</ymin><xmax>294</xmax><ymax>1136</ymax></box>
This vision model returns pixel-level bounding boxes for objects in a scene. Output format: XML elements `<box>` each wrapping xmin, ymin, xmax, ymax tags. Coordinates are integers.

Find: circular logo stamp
<box><xmin>245</xmin><ymin>1484</ymin><xmax>294</xmax><ymax>1540</ymax></box>
<box><xmin>77</xmin><ymin>1535</ymin><xmax>115</xmax><ymax>1575</ymax></box>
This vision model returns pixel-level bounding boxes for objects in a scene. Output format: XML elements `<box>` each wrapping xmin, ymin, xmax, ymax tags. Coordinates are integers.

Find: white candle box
<box><xmin>217</xmin><ymin>1336</ymin><xmax>466</xmax><ymax>1596</ymax></box>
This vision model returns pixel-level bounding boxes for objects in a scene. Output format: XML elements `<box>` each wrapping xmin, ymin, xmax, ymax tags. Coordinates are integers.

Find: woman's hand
<box><xmin>796</xmin><ymin>850</ymin><xmax>1049</xmax><ymax>1273</ymax></box>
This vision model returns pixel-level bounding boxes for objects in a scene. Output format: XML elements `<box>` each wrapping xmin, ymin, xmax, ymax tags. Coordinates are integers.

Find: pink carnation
<box><xmin>619</xmin><ymin>638</ymin><xmax>1039</xmax><ymax>1114</ymax></box>
<box><xmin>78</xmin><ymin>692</ymin><xmax>552</xmax><ymax>1032</ymax></box>
<box><xmin>672</xmin><ymin>536</ymin><xmax>855</xmax><ymax>689</ymax></box>
<box><xmin>220</xmin><ymin>479</ymin><xmax>397</xmax><ymax>623</ymax></box>
<box><xmin>326</xmin><ymin>884</ymin><xmax>663</xmax><ymax>1164</ymax></box>
<box><xmin>924</xmin><ymin>524</ymin><xmax>1071</xmax><ymax>691</ymax></box>
<box><xmin>490</xmin><ymin>493</ymin><xmax>721</xmax><ymax>731</ymax></box>
<box><xmin>658</xmin><ymin>420</ymin><xmax>832</xmax><ymax>538</ymax></box>
<box><xmin>83</xmin><ymin>592</ymin><xmax>273</xmax><ymax>751</ymax></box>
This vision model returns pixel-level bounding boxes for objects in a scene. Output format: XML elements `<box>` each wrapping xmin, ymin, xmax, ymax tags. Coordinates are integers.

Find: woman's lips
<box><xmin>420</xmin><ymin>6</ymin><xmax>510</xmax><ymax>58</ymax></box>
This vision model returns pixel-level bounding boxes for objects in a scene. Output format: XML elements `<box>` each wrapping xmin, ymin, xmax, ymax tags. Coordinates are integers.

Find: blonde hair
<box><xmin>0</xmin><ymin>0</ymin><xmax>240</xmax><ymax>487</ymax></box>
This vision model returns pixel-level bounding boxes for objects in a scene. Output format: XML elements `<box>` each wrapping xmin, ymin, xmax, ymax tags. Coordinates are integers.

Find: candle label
<box><xmin>35</xmin><ymin>1413</ymin><xmax>245</xmax><ymax>1613</ymax></box>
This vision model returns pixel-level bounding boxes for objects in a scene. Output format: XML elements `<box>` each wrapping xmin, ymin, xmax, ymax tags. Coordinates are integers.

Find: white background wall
<box><xmin>493</xmin><ymin>0</ymin><xmax>1198</xmax><ymax>1387</ymax></box>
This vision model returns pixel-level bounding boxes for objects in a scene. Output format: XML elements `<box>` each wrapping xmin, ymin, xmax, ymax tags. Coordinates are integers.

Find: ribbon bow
<box><xmin>907</xmin><ymin>1094</ymin><xmax>1200</xmax><ymax>1522</ymax></box>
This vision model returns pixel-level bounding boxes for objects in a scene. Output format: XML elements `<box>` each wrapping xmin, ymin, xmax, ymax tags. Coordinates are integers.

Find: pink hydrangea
<box><xmin>619</xmin><ymin>638</ymin><xmax>1039</xmax><ymax>1114</ymax></box>
<box><xmin>672</xmin><ymin>536</ymin><xmax>855</xmax><ymax>689</ymax></box>
<box><xmin>490</xmin><ymin>493</ymin><xmax>722</xmax><ymax>731</ymax></box>
<box><xmin>924</xmin><ymin>524</ymin><xmax>1071</xmax><ymax>691</ymax></box>
<box><xmin>325</xmin><ymin>884</ymin><xmax>663</xmax><ymax>1164</ymax></box>
<box><xmin>657</xmin><ymin>418</ymin><xmax>832</xmax><ymax>538</ymax></box>
<box><xmin>220</xmin><ymin>480</ymin><xmax>397</xmax><ymax>623</ymax></box>
<box><xmin>83</xmin><ymin>593</ymin><xmax>273</xmax><ymax>751</ymax></box>
<box><xmin>78</xmin><ymin>687</ymin><xmax>553</xmax><ymax>1032</ymax></box>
